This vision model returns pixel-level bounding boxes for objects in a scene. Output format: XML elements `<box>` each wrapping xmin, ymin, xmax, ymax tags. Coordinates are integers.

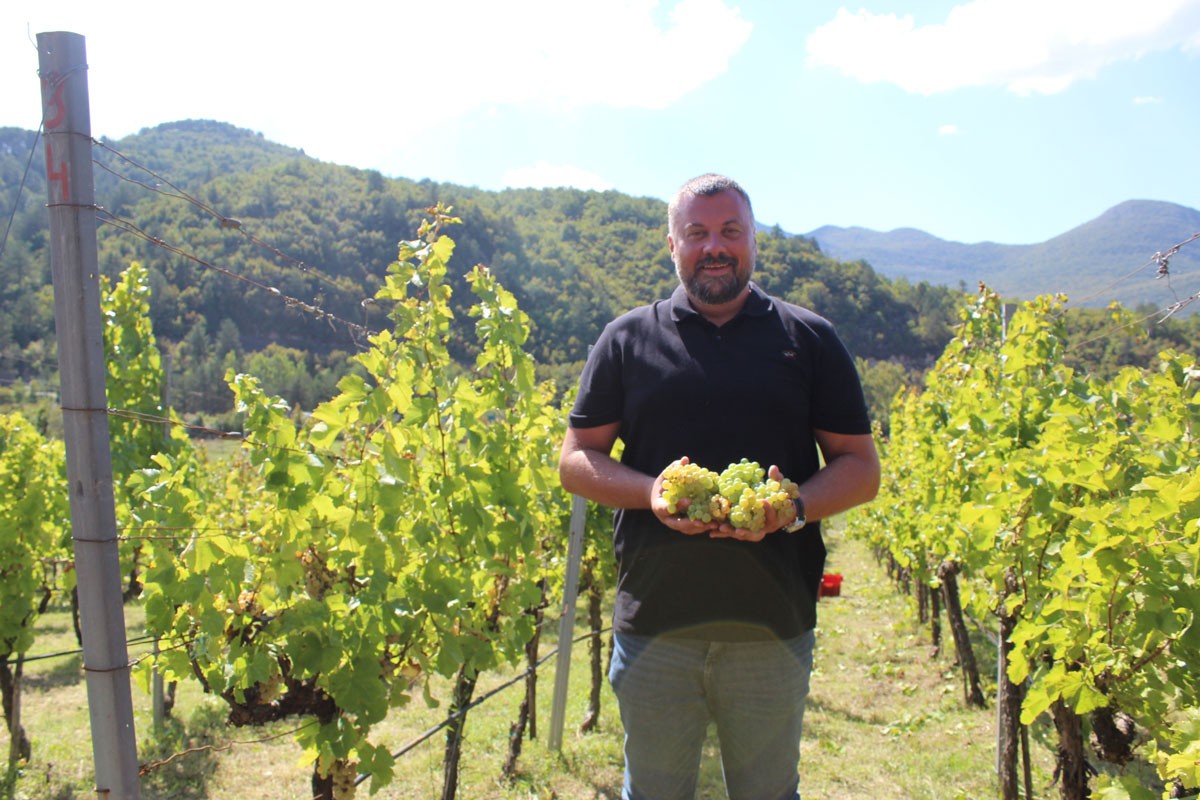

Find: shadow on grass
<box><xmin>804</xmin><ymin>695</ymin><xmax>888</xmax><ymax>726</ymax></box>
<box><xmin>22</xmin><ymin>653</ymin><xmax>85</xmax><ymax>692</ymax></box>
<box><xmin>30</xmin><ymin>618</ymin><xmax>73</xmax><ymax>639</ymax></box>
<box><xmin>516</xmin><ymin>724</ymin><xmax>624</xmax><ymax>800</ymax></box>
<box><xmin>138</xmin><ymin>702</ymin><xmax>224</xmax><ymax>800</ymax></box>
<box><xmin>1</xmin><ymin>763</ymin><xmax>80</xmax><ymax>800</ymax></box>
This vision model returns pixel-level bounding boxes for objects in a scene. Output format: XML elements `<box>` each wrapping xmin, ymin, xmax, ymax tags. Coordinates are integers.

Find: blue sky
<box><xmin>3</xmin><ymin>0</ymin><xmax>1199</xmax><ymax>245</ymax></box>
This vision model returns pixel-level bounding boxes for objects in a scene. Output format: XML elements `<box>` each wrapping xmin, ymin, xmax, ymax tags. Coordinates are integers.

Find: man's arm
<box><xmin>710</xmin><ymin>430</ymin><xmax>879</xmax><ymax>542</ymax></box>
<box><xmin>558</xmin><ymin>423</ymin><xmax>652</xmax><ymax>508</ymax></box>
<box><xmin>558</xmin><ymin>424</ymin><xmax>717</xmax><ymax>535</ymax></box>
<box><xmin>797</xmin><ymin>429</ymin><xmax>881</xmax><ymax>522</ymax></box>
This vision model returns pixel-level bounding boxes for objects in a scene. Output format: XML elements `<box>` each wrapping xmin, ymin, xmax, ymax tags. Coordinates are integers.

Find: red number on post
<box><xmin>44</xmin><ymin>140</ymin><xmax>70</xmax><ymax>202</ymax></box>
<box><xmin>41</xmin><ymin>76</ymin><xmax>70</xmax><ymax>201</ymax></box>
<box><xmin>43</xmin><ymin>78</ymin><xmax>67</xmax><ymax>129</ymax></box>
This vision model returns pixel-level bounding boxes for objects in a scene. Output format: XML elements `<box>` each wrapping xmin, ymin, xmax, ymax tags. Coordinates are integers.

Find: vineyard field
<box><xmin>4</xmin><ymin>120</ymin><xmax>1195</xmax><ymax>800</ymax></box>
<box><xmin>0</xmin><ymin>527</ymin><xmax>1092</xmax><ymax>800</ymax></box>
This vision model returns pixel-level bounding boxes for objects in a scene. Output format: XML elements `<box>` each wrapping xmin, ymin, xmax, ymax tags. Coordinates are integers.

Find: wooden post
<box><xmin>37</xmin><ymin>31</ymin><xmax>142</xmax><ymax>799</ymax></box>
<box><xmin>996</xmin><ymin>568</ymin><xmax>1023</xmax><ymax>799</ymax></box>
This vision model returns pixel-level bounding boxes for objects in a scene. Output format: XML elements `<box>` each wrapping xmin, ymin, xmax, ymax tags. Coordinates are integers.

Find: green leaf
<box><xmin>328</xmin><ymin>653</ymin><xmax>389</xmax><ymax>724</ymax></box>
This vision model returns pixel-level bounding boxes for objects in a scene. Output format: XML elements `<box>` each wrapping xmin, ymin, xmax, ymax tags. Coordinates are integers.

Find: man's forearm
<box><xmin>794</xmin><ymin>451</ymin><xmax>880</xmax><ymax>523</ymax></box>
<box><xmin>559</xmin><ymin>448</ymin><xmax>655</xmax><ymax>509</ymax></box>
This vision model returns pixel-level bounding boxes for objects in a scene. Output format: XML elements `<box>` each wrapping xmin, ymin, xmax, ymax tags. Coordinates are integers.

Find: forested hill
<box><xmin>1</xmin><ymin>121</ymin><xmax>956</xmax><ymax>361</ymax></box>
<box><xmin>2</xmin><ymin>120</ymin><xmax>1195</xmax><ymax>426</ymax></box>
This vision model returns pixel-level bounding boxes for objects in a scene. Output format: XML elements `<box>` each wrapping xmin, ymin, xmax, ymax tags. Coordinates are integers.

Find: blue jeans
<box><xmin>609</xmin><ymin>629</ymin><xmax>816</xmax><ymax>800</ymax></box>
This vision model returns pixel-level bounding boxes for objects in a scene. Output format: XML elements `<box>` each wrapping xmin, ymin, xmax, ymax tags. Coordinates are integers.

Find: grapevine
<box><xmin>849</xmin><ymin>288</ymin><xmax>1200</xmax><ymax>799</ymax></box>
<box><xmin>102</xmin><ymin>262</ymin><xmax>193</xmax><ymax>603</ymax></box>
<box><xmin>131</xmin><ymin>207</ymin><xmax>569</xmax><ymax>798</ymax></box>
<box><xmin>0</xmin><ymin>413</ymin><xmax>70</xmax><ymax>763</ymax></box>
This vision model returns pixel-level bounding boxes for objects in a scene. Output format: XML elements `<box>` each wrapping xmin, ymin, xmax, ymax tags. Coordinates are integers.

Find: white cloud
<box><xmin>3</xmin><ymin>0</ymin><xmax>751</xmax><ymax>145</ymax></box>
<box><xmin>806</xmin><ymin>0</ymin><xmax>1200</xmax><ymax>95</ymax></box>
<box><xmin>938</xmin><ymin>123</ymin><xmax>961</xmax><ymax>135</ymax></box>
<box><xmin>1133</xmin><ymin>95</ymin><xmax>1165</xmax><ymax>104</ymax></box>
<box><xmin>334</xmin><ymin>0</ymin><xmax>753</xmax><ymax>114</ymax></box>
<box><xmin>2</xmin><ymin>0</ymin><xmax>754</xmax><ymax>177</ymax></box>
<box><xmin>500</xmin><ymin>161</ymin><xmax>614</xmax><ymax>191</ymax></box>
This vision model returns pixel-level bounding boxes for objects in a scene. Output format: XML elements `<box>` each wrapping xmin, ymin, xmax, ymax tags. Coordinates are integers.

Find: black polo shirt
<box><xmin>569</xmin><ymin>282</ymin><xmax>871</xmax><ymax>640</ymax></box>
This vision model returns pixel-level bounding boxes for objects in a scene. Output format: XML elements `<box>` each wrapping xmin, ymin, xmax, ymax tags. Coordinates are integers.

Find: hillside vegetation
<box><xmin>2</xmin><ymin>120</ymin><xmax>1197</xmax><ymax>430</ymax></box>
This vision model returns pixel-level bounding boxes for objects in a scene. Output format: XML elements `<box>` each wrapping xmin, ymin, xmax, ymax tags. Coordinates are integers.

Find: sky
<box><xmin>3</xmin><ymin>0</ymin><xmax>1199</xmax><ymax>245</ymax></box>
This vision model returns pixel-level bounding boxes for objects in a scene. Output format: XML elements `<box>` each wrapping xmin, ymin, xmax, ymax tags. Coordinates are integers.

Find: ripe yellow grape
<box><xmin>661</xmin><ymin>458</ymin><xmax>800</xmax><ymax>532</ymax></box>
<box><xmin>661</xmin><ymin>459</ymin><xmax>723</xmax><ymax>521</ymax></box>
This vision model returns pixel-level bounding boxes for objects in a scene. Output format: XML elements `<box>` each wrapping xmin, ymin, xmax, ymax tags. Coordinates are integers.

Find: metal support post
<box><xmin>37</xmin><ymin>30</ymin><xmax>142</xmax><ymax>800</ymax></box>
<box><xmin>548</xmin><ymin>493</ymin><xmax>588</xmax><ymax>751</ymax></box>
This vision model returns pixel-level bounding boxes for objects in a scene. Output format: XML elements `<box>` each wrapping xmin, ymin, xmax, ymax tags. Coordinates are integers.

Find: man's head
<box><xmin>667</xmin><ymin>174</ymin><xmax>755</xmax><ymax>229</ymax></box>
<box><xmin>668</xmin><ymin>174</ymin><xmax>757</xmax><ymax>309</ymax></box>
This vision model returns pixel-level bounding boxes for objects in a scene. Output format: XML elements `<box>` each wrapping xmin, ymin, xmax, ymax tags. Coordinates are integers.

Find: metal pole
<box><xmin>37</xmin><ymin>31</ymin><xmax>142</xmax><ymax>799</ymax></box>
<box><xmin>151</xmin><ymin>351</ymin><xmax>170</xmax><ymax>731</ymax></box>
<box><xmin>548</xmin><ymin>492</ymin><xmax>588</xmax><ymax>751</ymax></box>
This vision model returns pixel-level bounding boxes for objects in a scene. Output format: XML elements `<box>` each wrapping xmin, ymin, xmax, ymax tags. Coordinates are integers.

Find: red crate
<box><xmin>819</xmin><ymin>573</ymin><xmax>843</xmax><ymax>598</ymax></box>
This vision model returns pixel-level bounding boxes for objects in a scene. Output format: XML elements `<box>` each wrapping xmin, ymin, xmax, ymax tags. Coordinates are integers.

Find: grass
<box><xmin>2</xmin><ymin>526</ymin><xmax>1065</xmax><ymax>799</ymax></box>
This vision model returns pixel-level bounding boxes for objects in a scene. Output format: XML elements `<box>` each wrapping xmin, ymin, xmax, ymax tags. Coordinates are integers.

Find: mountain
<box><xmin>807</xmin><ymin>200</ymin><xmax>1200</xmax><ymax>313</ymax></box>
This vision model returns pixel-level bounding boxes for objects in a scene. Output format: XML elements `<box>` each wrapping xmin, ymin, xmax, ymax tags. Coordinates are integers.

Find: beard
<box><xmin>679</xmin><ymin>255</ymin><xmax>750</xmax><ymax>305</ymax></box>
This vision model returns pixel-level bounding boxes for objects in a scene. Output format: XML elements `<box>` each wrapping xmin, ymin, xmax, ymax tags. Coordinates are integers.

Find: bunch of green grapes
<box><xmin>300</xmin><ymin>545</ymin><xmax>337</xmax><ymax>600</ymax></box>
<box><xmin>660</xmin><ymin>459</ymin><xmax>722</xmax><ymax>522</ymax></box>
<box><xmin>329</xmin><ymin>758</ymin><xmax>359</xmax><ymax>800</ymax></box>
<box><xmin>255</xmin><ymin>670</ymin><xmax>285</xmax><ymax>705</ymax></box>
<box><xmin>719</xmin><ymin>459</ymin><xmax>800</xmax><ymax>533</ymax></box>
<box><xmin>717</xmin><ymin>458</ymin><xmax>766</xmax><ymax>501</ymax></box>
<box><xmin>662</xmin><ymin>458</ymin><xmax>800</xmax><ymax>532</ymax></box>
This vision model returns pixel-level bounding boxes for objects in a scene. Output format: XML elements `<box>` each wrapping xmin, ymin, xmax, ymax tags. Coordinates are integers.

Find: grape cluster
<box><xmin>721</xmin><ymin>459</ymin><xmax>798</xmax><ymax>532</ymax></box>
<box><xmin>661</xmin><ymin>458</ymin><xmax>800</xmax><ymax>533</ymax></box>
<box><xmin>235</xmin><ymin>589</ymin><xmax>262</xmax><ymax>616</ymax></box>
<box><xmin>329</xmin><ymin>758</ymin><xmax>359</xmax><ymax>800</ymax></box>
<box><xmin>660</xmin><ymin>460</ymin><xmax>722</xmax><ymax>522</ymax></box>
<box><xmin>256</xmin><ymin>671</ymin><xmax>284</xmax><ymax>705</ymax></box>
<box><xmin>300</xmin><ymin>545</ymin><xmax>337</xmax><ymax>600</ymax></box>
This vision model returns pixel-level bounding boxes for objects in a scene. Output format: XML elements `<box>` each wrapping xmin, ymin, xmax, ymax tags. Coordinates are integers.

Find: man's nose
<box><xmin>701</xmin><ymin>233</ymin><xmax>727</xmax><ymax>255</ymax></box>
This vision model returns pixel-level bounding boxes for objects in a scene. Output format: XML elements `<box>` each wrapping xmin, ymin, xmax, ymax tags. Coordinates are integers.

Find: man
<box><xmin>559</xmin><ymin>173</ymin><xmax>880</xmax><ymax>799</ymax></box>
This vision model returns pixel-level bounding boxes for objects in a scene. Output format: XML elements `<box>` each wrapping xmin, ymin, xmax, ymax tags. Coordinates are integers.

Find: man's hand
<box><xmin>650</xmin><ymin>456</ymin><xmax>719</xmax><ymax>536</ymax></box>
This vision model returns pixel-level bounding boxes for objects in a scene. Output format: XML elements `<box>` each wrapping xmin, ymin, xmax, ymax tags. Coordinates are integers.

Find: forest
<box><xmin>2</xmin><ymin>119</ymin><xmax>1198</xmax><ymax>433</ymax></box>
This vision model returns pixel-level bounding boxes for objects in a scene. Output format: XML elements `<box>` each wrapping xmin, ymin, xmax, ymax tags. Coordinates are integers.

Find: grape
<box><xmin>718</xmin><ymin>460</ymin><xmax>801</xmax><ymax>533</ymax></box>
<box><xmin>660</xmin><ymin>459</ymin><xmax>724</xmax><ymax>522</ymax></box>
<box><xmin>300</xmin><ymin>545</ymin><xmax>337</xmax><ymax>600</ymax></box>
<box><xmin>330</xmin><ymin>758</ymin><xmax>359</xmax><ymax>800</ymax></box>
<box><xmin>717</xmin><ymin>458</ymin><xmax>765</xmax><ymax>503</ymax></box>
<box><xmin>235</xmin><ymin>589</ymin><xmax>262</xmax><ymax>616</ymax></box>
<box><xmin>661</xmin><ymin>458</ymin><xmax>800</xmax><ymax>533</ymax></box>
<box><xmin>256</xmin><ymin>671</ymin><xmax>284</xmax><ymax>704</ymax></box>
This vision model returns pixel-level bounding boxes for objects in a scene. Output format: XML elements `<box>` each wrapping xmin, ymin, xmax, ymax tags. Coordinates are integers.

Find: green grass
<box><xmin>2</xmin><ymin>528</ymin><xmax>1066</xmax><ymax>799</ymax></box>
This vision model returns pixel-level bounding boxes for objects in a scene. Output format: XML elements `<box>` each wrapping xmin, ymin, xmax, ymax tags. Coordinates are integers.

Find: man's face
<box><xmin>668</xmin><ymin>189</ymin><xmax>756</xmax><ymax>307</ymax></box>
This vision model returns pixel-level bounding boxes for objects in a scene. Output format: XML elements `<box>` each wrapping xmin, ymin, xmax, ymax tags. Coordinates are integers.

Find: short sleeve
<box><xmin>568</xmin><ymin>323</ymin><xmax>624</xmax><ymax>429</ymax></box>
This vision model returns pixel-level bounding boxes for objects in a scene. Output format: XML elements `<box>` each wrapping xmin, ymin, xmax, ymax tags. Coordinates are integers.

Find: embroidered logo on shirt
<box><xmin>782</xmin><ymin>349</ymin><xmax>798</xmax><ymax>360</ymax></box>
